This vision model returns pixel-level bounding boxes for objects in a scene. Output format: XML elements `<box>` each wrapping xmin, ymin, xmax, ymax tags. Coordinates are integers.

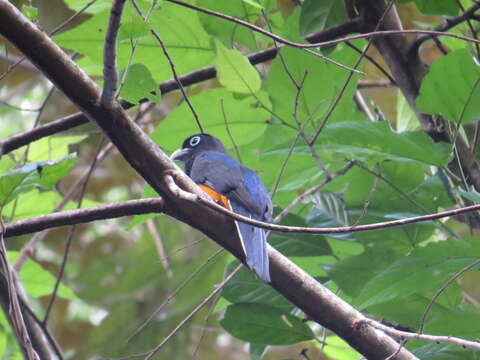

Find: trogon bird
<box><xmin>170</xmin><ymin>134</ymin><xmax>272</xmax><ymax>282</ymax></box>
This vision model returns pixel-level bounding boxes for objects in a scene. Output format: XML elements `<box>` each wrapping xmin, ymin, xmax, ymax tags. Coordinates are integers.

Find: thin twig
<box><xmin>273</xmin><ymin>161</ymin><xmax>355</xmax><ymax>223</ymax></box>
<box><xmin>164</xmin><ymin>172</ymin><xmax>480</xmax><ymax>235</ymax></box>
<box><xmin>143</xmin><ymin>265</ymin><xmax>241</xmax><ymax>359</ymax></box>
<box><xmin>408</xmin><ymin>1</ymin><xmax>480</xmax><ymax>55</ymax></box>
<box><xmin>220</xmin><ymin>99</ymin><xmax>241</xmax><ymax>162</ymax></box>
<box><xmin>361</xmin><ymin>318</ymin><xmax>480</xmax><ymax>351</ymax></box>
<box><xmin>130</xmin><ymin>1</ymin><xmax>204</xmax><ymax>133</ymax></box>
<box><xmin>419</xmin><ymin>258</ymin><xmax>480</xmax><ymax>334</ymax></box>
<box><xmin>310</xmin><ymin>0</ymin><xmax>396</xmax><ymax>146</ymax></box>
<box><xmin>146</xmin><ymin>219</ymin><xmax>173</xmax><ymax>278</ymax></box>
<box><xmin>166</xmin><ymin>0</ymin><xmax>480</xmax><ymax>48</ymax></box>
<box><xmin>0</xmin><ymin>231</ymin><xmax>39</xmax><ymax>359</ymax></box>
<box><xmin>127</xmin><ymin>249</ymin><xmax>224</xmax><ymax>342</ymax></box>
<box><xmin>117</xmin><ymin>0</ymin><xmax>157</xmax><ymax>98</ymax></box>
<box><xmin>43</xmin><ymin>139</ymin><xmax>104</xmax><ymax>324</ymax></box>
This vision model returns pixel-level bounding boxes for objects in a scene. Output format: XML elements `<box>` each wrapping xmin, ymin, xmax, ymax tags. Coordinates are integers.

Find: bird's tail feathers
<box><xmin>235</xmin><ymin>220</ymin><xmax>271</xmax><ymax>283</ymax></box>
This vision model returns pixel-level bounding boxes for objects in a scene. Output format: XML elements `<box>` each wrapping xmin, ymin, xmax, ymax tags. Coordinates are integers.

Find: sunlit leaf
<box><xmin>0</xmin><ymin>155</ymin><xmax>76</xmax><ymax>206</ymax></box>
<box><xmin>118</xmin><ymin>63</ymin><xmax>159</xmax><ymax>104</ymax></box>
<box><xmin>215</xmin><ymin>40</ymin><xmax>261</xmax><ymax>94</ymax></box>
<box><xmin>8</xmin><ymin>252</ymin><xmax>76</xmax><ymax>300</ymax></box>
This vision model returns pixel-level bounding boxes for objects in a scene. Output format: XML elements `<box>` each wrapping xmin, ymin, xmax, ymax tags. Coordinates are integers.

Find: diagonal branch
<box><xmin>0</xmin><ymin>2</ymin><xmax>416</xmax><ymax>358</ymax></box>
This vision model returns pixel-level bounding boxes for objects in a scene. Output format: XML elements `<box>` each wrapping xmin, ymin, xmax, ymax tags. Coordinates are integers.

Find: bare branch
<box><xmin>165</xmin><ymin>0</ymin><xmax>480</xmax><ymax>48</ymax></box>
<box><xmin>144</xmin><ymin>265</ymin><xmax>241</xmax><ymax>359</ymax></box>
<box><xmin>0</xmin><ymin>233</ymin><xmax>39</xmax><ymax>359</ymax></box>
<box><xmin>4</xmin><ymin>198</ymin><xmax>165</xmax><ymax>239</ymax></box>
<box><xmin>361</xmin><ymin>318</ymin><xmax>480</xmax><ymax>351</ymax></box>
<box><xmin>101</xmin><ymin>0</ymin><xmax>126</xmax><ymax>107</ymax></box>
<box><xmin>408</xmin><ymin>1</ymin><xmax>480</xmax><ymax>55</ymax></box>
<box><xmin>165</xmin><ymin>172</ymin><xmax>480</xmax><ymax>235</ymax></box>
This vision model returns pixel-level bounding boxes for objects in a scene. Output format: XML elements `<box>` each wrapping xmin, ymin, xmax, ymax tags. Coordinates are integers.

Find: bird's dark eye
<box><xmin>189</xmin><ymin>136</ymin><xmax>201</xmax><ymax>147</ymax></box>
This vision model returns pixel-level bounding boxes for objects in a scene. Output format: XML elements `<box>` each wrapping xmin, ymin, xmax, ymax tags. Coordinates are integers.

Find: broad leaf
<box><xmin>215</xmin><ymin>41</ymin><xmax>261</xmax><ymax>94</ymax></box>
<box><xmin>222</xmin><ymin>264</ymin><xmax>293</xmax><ymax>310</ymax></box>
<box><xmin>299</xmin><ymin>0</ymin><xmax>347</xmax><ymax>36</ymax></box>
<box><xmin>417</xmin><ymin>49</ymin><xmax>480</xmax><ymax>124</ymax></box>
<box><xmin>151</xmin><ymin>88</ymin><xmax>271</xmax><ymax>150</ymax></box>
<box><xmin>315</xmin><ymin>121</ymin><xmax>452</xmax><ymax>166</ymax></box>
<box><xmin>355</xmin><ymin>238</ymin><xmax>480</xmax><ymax>309</ymax></box>
<box><xmin>269</xmin><ymin>213</ymin><xmax>332</xmax><ymax>256</ymax></box>
<box><xmin>118</xmin><ymin>63</ymin><xmax>160</xmax><ymax>104</ymax></box>
<box><xmin>0</xmin><ymin>155</ymin><xmax>76</xmax><ymax>206</ymax></box>
<box><xmin>220</xmin><ymin>303</ymin><xmax>314</xmax><ymax>345</ymax></box>
<box><xmin>8</xmin><ymin>252</ymin><xmax>76</xmax><ymax>300</ymax></box>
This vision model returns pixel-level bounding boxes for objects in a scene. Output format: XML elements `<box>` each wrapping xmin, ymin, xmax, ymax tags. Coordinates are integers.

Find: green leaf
<box><xmin>0</xmin><ymin>327</ymin><xmax>6</xmax><ymax>358</ymax></box>
<box><xmin>322</xmin><ymin>336</ymin><xmax>360</xmax><ymax>360</ymax></box>
<box><xmin>220</xmin><ymin>303</ymin><xmax>314</xmax><ymax>345</ymax></box>
<box><xmin>299</xmin><ymin>0</ymin><xmax>347</xmax><ymax>36</ymax></box>
<box><xmin>417</xmin><ymin>49</ymin><xmax>480</xmax><ymax>124</ymax></box>
<box><xmin>355</xmin><ymin>238</ymin><xmax>480</xmax><ymax>309</ymax></box>
<box><xmin>64</xmin><ymin>0</ymin><xmax>113</xmax><ymax>13</ymax></box>
<box><xmin>56</xmin><ymin>2</ymin><xmax>215</xmax><ymax>82</ymax></box>
<box><xmin>0</xmin><ymin>155</ymin><xmax>76</xmax><ymax>206</ymax></box>
<box><xmin>266</xmin><ymin>45</ymin><xmax>361</xmax><ymax>129</ymax></box>
<box><xmin>414</xmin><ymin>0</ymin><xmax>459</xmax><ymax>16</ymax></box>
<box><xmin>222</xmin><ymin>264</ymin><xmax>293</xmax><ymax>310</ymax></box>
<box><xmin>151</xmin><ymin>88</ymin><xmax>271</xmax><ymax>151</ymax></box>
<box><xmin>412</xmin><ymin>342</ymin><xmax>476</xmax><ymax>360</ymax></box>
<box><xmin>199</xmin><ymin>1</ymin><xmax>265</xmax><ymax>49</ymax></box>
<box><xmin>458</xmin><ymin>186</ymin><xmax>480</xmax><ymax>203</ymax></box>
<box><xmin>241</xmin><ymin>0</ymin><xmax>263</xmax><ymax>10</ymax></box>
<box><xmin>215</xmin><ymin>40</ymin><xmax>261</xmax><ymax>94</ymax></box>
<box><xmin>118</xmin><ymin>11</ymin><xmax>150</xmax><ymax>42</ymax></box>
<box><xmin>127</xmin><ymin>185</ymin><xmax>160</xmax><ymax>229</ymax></box>
<box><xmin>326</xmin><ymin>247</ymin><xmax>402</xmax><ymax>298</ymax></box>
<box><xmin>396</xmin><ymin>91</ymin><xmax>418</xmax><ymax>132</ymax></box>
<box><xmin>4</xmin><ymin>189</ymin><xmax>58</xmax><ymax>220</ymax></box>
<box><xmin>8</xmin><ymin>252</ymin><xmax>76</xmax><ymax>300</ymax></box>
<box><xmin>307</xmin><ymin>191</ymin><xmax>354</xmax><ymax>240</ymax></box>
<box><xmin>315</xmin><ymin>121</ymin><xmax>452</xmax><ymax>166</ymax></box>
<box><xmin>269</xmin><ymin>212</ymin><xmax>332</xmax><ymax>256</ymax></box>
<box><xmin>21</xmin><ymin>5</ymin><xmax>38</xmax><ymax>21</ymax></box>
<box><xmin>119</xmin><ymin>63</ymin><xmax>159</xmax><ymax>104</ymax></box>
<box><xmin>249</xmin><ymin>343</ymin><xmax>267</xmax><ymax>360</ymax></box>
<box><xmin>26</xmin><ymin>135</ymin><xmax>86</xmax><ymax>162</ymax></box>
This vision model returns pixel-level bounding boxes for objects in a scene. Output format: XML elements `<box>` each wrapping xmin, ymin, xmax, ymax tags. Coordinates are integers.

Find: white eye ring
<box><xmin>189</xmin><ymin>136</ymin><xmax>201</xmax><ymax>147</ymax></box>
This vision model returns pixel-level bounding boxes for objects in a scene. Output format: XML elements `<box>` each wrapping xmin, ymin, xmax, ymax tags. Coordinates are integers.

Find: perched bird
<box><xmin>171</xmin><ymin>134</ymin><xmax>272</xmax><ymax>282</ymax></box>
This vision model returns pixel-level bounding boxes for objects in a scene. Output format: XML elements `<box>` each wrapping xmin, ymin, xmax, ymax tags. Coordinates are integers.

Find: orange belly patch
<box><xmin>199</xmin><ymin>184</ymin><xmax>231</xmax><ymax>210</ymax></box>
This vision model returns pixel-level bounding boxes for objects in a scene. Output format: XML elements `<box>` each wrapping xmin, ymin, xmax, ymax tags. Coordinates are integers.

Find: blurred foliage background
<box><xmin>1</xmin><ymin>0</ymin><xmax>480</xmax><ymax>359</ymax></box>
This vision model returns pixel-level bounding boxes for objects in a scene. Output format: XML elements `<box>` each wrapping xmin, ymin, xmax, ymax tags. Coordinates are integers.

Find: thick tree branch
<box><xmin>0</xmin><ymin>2</ymin><xmax>417</xmax><ymax>359</ymax></box>
<box><xmin>4</xmin><ymin>198</ymin><xmax>165</xmax><ymax>238</ymax></box>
